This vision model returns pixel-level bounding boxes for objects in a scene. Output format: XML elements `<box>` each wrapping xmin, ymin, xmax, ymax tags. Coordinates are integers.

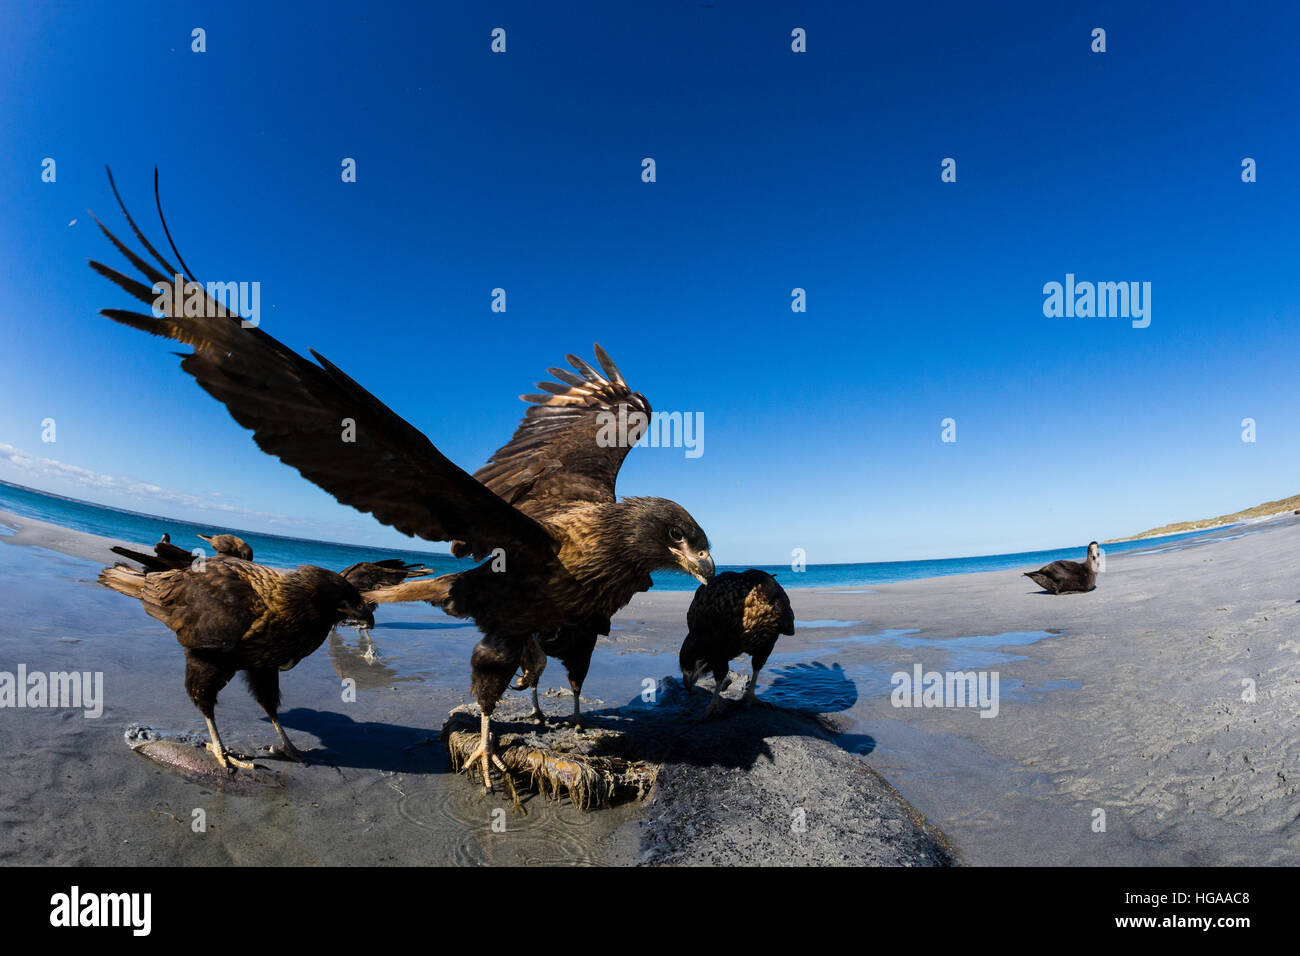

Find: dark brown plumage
<box><xmin>100</xmin><ymin>555</ymin><xmax>372</xmax><ymax>769</ymax></box>
<box><xmin>198</xmin><ymin>532</ymin><xmax>253</xmax><ymax>560</ymax></box>
<box><xmin>91</xmin><ymin>170</ymin><xmax>714</xmax><ymax>790</ymax></box>
<box><xmin>679</xmin><ymin>570</ymin><xmax>795</xmax><ymax>718</ymax></box>
<box><xmin>1025</xmin><ymin>541</ymin><xmax>1100</xmax><ymax>593</ymax></box>
<box><xmin>339</xmin><ymin>559</ymin><xmax>433</xmax><ymax>593</ymax></box>
<box><xmin>338</xmin><ymin>559</ymin><xmax>433</xmax><ymax>632</ymax></box>
<box><xmin>111</xmin><ymin>530</ymin><xmax>252</xmax><ymax>571</ymax></box>
<box><xmin>111</xmin><ymin>532</ymin><xmax>196</xmax><ymax>573</ymax></box>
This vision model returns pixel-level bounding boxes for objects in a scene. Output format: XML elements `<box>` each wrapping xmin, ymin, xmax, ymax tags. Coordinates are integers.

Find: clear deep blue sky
<box><xmin>1</xmin><ymin>1</ymin><xmax>1297</xmax><ymax>563</ymax></box>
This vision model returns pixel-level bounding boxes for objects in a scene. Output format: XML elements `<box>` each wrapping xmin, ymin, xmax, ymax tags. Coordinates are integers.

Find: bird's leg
<box><xmin>245</xmin><ymin>667</ymin><xmax>305</xmax><ymax>762</ymax></box>
<box><xmin>742</xmin><ymin>667</ymin><xmax>771</xmax><ymax>708</ymax></box>
<box><xmin>463</xmin><ymin>711</ymin><xmax>511</xmax><ymax>792</ymax></box>
<box><xmin>558</xmin><ymin>679</ymin><xmax>585</xmax><ymax>729</ymax></box>
<box><xmin>269</xmin><ymin>717</ymin><xmax>307</xmax><ymax>763</ymax></box>
<box><xmin>467</xmin><ymin>633</ymin><xmax>525</xmax><ymax>806</ymax></box>
<box><xmin>203</xmin><ymin>716</ymin><xmax>256</xmax><ymax>771</ymax></box>
<box><xmin>514</xmin><ymin>635</ymin><xmax>546</xmax><ymax>722</ymax></box>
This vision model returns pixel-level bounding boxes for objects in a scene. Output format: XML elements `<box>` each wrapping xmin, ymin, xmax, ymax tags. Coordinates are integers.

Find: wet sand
<box><xmin>2</xmin><ymin>508</ymin><xmax>1297</xmax><ymax>865</ymax></box>
<box><xmin>0</xmin><ymin>511</ymin><xmax>952</xmax><ymax>865</ymax></box>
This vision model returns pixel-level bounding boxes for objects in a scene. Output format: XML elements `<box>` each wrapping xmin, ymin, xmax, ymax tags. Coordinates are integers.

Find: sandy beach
<box><xmin>2</xmin><ymin>508</ymin><xmax>1297</xmax><ymax>865</ymax></box>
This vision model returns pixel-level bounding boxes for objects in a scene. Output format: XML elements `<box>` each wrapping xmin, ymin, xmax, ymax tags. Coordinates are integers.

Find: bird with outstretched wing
<box><xmin>90</xmin><ymin>170</ymin><xmax>714</xmax><ymax>790</ymax></box>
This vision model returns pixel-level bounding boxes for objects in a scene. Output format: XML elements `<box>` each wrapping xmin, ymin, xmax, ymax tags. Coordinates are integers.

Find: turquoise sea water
<box><xmin>0</xmin><ymin>479</ymin><xmax>1227</xmax><ymax>591</ymax></box>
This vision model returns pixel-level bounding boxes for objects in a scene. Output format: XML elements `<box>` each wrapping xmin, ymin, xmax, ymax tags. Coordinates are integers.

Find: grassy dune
<box><xmin>1106</xmin><ymin>494</ymin><xmax>1300</xmax><ymax>543</ymax></box>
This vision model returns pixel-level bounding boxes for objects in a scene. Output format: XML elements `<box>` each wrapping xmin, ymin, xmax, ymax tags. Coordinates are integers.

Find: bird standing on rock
<box><xmin>90</xmin><ymin>169</ymin><xmax>714</xmax><ymax>792</ymax></box>
<box><xmin>680</xmin><ymin>569</ymin><xmax>795</xmax><ymax>719</ymax></box>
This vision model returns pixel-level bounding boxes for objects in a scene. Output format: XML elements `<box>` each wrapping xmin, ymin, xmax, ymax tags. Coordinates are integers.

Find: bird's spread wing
<box><xmin>89</xmin><ymin>171</ymin><xmax>554</xmax><ymax>562</ymax></box>
<box><xmin>472</xmin><ymin>345</ymin><xmax>652</xmax><ymax>512</ymax></box>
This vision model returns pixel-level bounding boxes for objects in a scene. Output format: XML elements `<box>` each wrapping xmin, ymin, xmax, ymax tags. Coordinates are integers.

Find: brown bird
<box><xmin>680</xmin><ymin>570</ymin><xmax>795</xmax><ymax>718</ymax></box>
<box><xmin>100</xmin><ymin>555</ymin><xmax>373</xmax><ymax>769</ymax></box>
<box><xmin>198</xmin><ymin>532</ymin><xmax>253</xmax><ymax>560</ymax></box>
<box><xmin>90</xmin><ymin>170</ymin><xmax>714</xmax><ymax>791</ymax></box>
<box><xmin>111</xmin><ymin>531</ymin><xmax>252</xmax><ymax>571</ymax></box>
<box><xmin>111</xmin><ymin>532</ymin><xmax>197</xmax><ymax>573</ymax></box>
<box><xmin>1024</xmin><ymin>542</ymin><xmax>1100</xmax><ymax>593</ymax></box>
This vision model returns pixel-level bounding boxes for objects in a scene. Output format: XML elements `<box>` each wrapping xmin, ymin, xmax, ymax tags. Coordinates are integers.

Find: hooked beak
<box><xmin>342</xmin><ymin>604</ymin><xmax>375</xmax><ymax>628</ymax></box>
<box><xmin>673</xmin><ymin>547</ymin><xmax>715</xmax><ymax>585</ymax></box>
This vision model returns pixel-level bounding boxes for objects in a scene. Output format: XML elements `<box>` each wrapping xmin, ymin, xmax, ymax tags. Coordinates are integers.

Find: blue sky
<box><xmin>1</xmin><ymin>1</ymin><xmax>1298</xmax><ymax>564</ymax></box>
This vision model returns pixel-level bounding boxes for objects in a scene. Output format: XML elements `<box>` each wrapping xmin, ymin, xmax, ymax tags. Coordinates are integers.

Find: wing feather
<box><xmin>90</xmin><ymin>172</ymin><xmax>554</xmax><ymax>562</ymax></box>
<box><xmin>470</xmin><ymin>344</ymin><xmax>653</xmax><ymax>515</ymax></box>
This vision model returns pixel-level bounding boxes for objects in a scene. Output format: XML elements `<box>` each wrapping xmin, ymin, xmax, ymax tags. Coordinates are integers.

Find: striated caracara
<box><xmin>90</xmin><ymin>170</ymin><xmax>714</xmax><ymax>791</ymax></box>
<box><xmin>100</xmin><ymin>553</ymin><xmax>372</xmax><ymax>769</ymax></box>
<box><xmin>198</xmin><ymin>532</ymin><xmax>254</xmax><ymax>560</ymax></box>
<box><xmin>112</xmin><ymin>530</ymin><xmax>253</xmax><ymax>571</ymax></box>
<box><xmin>680</xmin><ymin>569</ymin><xmax>795</xmax><ymax>719</ymax></box>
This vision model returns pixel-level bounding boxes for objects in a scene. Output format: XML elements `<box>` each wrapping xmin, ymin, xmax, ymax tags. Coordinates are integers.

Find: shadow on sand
<box><xmin>275</xmin><ymin>708</ymin><xmax>447</xmax><ymax>775</ymax></box>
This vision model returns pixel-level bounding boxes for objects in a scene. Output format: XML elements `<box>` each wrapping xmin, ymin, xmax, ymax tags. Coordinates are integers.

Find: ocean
<box><xmin>0</xmin><ymin>479</ymin><xmax>1227</xmax><ymax>590</ymax></box>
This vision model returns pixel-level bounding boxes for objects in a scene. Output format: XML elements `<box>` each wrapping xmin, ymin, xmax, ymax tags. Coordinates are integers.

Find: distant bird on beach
<box><xmin>111</xmin><ymin>532</ymin><xmax>196</xmax><ymax>572</ymax></box>
<box><xmin>1024</xmin><ymin>542</ymin><xmax>1100</xmax><ymax>594</ymax></box>
<box><xmin>511</xmin><ymin>614</ymin><xmax>607</xmax><ymax>726</ymax></box>
<box><xmin>111</xmin><ymin>530</ymin><xmax>252</xmax><ymax>570</ymax></box>
<box><xmin>198</xmin><ymin>532</ymin><xmax>253</xmax><ymax>560</ymax></box>
<box><xmin>90</xmin><ymin>169</ymin><xmax>714</xmax><ymax>792</ymax></box>
<box><xmin>100</xmin><ymin>554</ymin><xmax>372</xmax><ymax>769</ymax></box>
<box><xmin>680</xmin><ymin>570</ymin><xmax>795</xmax><ymax>718</ymax></box>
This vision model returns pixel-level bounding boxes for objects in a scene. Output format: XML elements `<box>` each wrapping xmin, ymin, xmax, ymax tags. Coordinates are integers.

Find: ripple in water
<box><xmin>397</xmin><ymin>780</ymin><xmax>607</xmax><ymax>865</ymax></box>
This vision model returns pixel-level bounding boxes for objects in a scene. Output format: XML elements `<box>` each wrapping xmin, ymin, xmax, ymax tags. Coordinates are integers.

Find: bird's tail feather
<box><xmin>98</xmin><ymin>564</ymin><xmax>148</xmax><ymax>600</ymax></box>
<box><xmin>1025</xmin><ymin>572</ymin><xmax>1054</xmax><ymax>591</ymax></box>
<box><xmin>363</xmin><ymin>573</ymin><xmax>454</xmax><ymax>606</ymax></box>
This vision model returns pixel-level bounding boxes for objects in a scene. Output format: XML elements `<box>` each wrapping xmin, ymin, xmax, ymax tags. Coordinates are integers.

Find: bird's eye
<box><xmin>669</xmin><ymin>526</ymin><xmax>684</xmax><ymax>542</ymax></box>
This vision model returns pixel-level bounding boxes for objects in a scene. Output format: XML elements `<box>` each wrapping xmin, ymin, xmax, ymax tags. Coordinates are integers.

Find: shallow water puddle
<box><xmin>825</xmin><ymin>628</ymin><xmax>1062</xmax><ymax>669</ymax></box>
<box><xmin>795</xmin><ymin>619</ymin><xmax>863</xmax><ymax>628</ymax></box>
<box><xmin>754</xmin><ymin>628</ymin><xmax>1075</xmax><ymax>741</ymax></box>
